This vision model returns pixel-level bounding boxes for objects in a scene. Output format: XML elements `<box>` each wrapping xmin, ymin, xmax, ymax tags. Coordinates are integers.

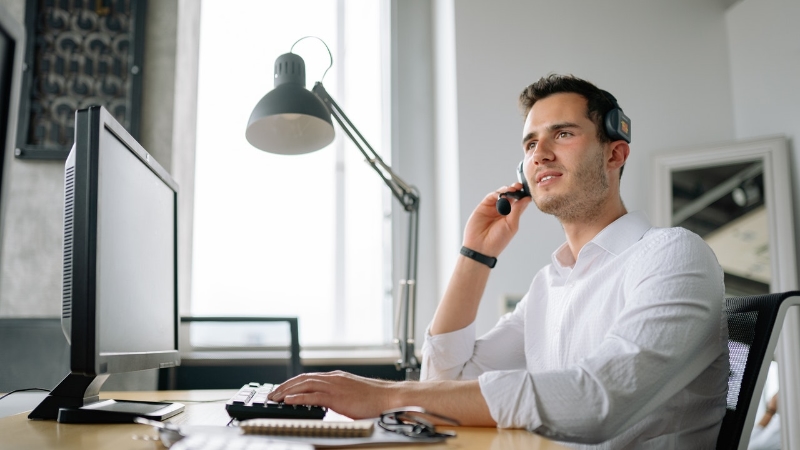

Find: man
<box><xmin>269</xmin><ymin>74</ymin><xmax>729</xmax><ymax>448</ymax></box>
<box><xmin>749</xmin><ymin>391</ymin><xmax>780</xmax><ymax>449</ymax></box>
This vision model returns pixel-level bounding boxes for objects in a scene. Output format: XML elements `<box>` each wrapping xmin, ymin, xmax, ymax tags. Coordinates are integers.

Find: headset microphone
<box><xmin>496</xmin><ymin>161</ymin><xmax>531</xmax><ymax>215</ymax></box>
<box><xmin>497</xmin><ymin>190</ymin><xmax>529</xmax><ymax>215</ymax></box>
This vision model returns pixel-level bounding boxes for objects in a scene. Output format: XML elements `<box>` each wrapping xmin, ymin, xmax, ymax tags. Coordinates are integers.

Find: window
<box><xmin>192</xmin><ymin>0</ymin><xmax>391</xmax><ymax>347</ymax></box>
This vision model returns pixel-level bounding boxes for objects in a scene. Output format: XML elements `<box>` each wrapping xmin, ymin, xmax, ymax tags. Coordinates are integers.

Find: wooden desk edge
<box><xmin>0</xmin><ymin>390</ymin><xmax>569</xmax><ymax>450</ymax></box>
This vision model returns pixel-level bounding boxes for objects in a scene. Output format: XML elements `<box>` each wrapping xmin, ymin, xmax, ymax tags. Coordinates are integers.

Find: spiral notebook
<box><xmin>240</xmin><ymin>418</ymin><xmax>374</xmax><ymax>438</ymax></box>
<box><xmin>238</xmin><ymin>418</ymin><xmax>450</xmax><ymax>448</ymax></box>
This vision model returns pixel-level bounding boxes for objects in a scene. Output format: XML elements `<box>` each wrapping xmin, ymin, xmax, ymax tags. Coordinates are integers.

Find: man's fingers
<box><xmin>270</xmin><ymin>377</ymin><xmax>332</xmax><ymax>401</ymax></box>
<box><xmin>268</xmin><ymin>376</ymin><xmax>308</xmax><ymax>400</ymax></box>
<box><xmin>282</xmin><ymin>392</ymin><xmax>327</xmax><ymax>407</ymax></box>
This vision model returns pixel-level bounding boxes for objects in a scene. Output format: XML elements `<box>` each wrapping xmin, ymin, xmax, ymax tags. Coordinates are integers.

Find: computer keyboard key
<box><xmin>225</xmin><ymin>383</ymin><xmax>326</xmax><ymax>420</ymax></box>
<box><xmin>250</xmin><ymin>394</ymin><xmax>268</xmax><ymax>406</ymax></box>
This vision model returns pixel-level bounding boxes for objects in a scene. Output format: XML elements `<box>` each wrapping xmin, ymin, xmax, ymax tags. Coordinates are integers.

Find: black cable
<box><xmin>289</xmin><ymin>36</ymin><xmax>334</xmax><ymax>82</ymax></box>
<box><xmin>0</xmin><ymin>388</ymin><xmax>51</xmax><ymax>402</ymax></box>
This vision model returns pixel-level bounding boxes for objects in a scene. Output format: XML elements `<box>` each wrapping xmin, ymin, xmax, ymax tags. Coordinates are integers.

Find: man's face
<box><xmin>520</xmin><ymin>92</ymin><xmax>611</xmax><ymax>222</ymax></box>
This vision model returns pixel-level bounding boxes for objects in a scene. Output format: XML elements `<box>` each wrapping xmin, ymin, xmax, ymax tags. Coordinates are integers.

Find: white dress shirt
<box><xmin>748</xmin><ymin>414</ymin><xmax>781</xmax><ymax>450</ymax></box>
<box><xmin>421</xmin><ymin>211</ymin><xmax>729</xmax><ymax>449</ymax></box>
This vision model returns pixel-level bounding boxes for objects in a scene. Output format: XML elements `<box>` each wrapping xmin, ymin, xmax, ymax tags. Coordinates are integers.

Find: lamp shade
<box><xmin>246</xmin><ymin>52</ymin><xmax>335</xmax><ymax>155</ymax></box>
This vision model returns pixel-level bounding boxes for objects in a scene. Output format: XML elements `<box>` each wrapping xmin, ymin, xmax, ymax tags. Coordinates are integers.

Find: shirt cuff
<box><xmin>420</xmin><ymin>322</ymin><xmax>477</xmax><ymax>380</ymax></box>
<box><xmin>478</xmin><ymin>370</ymin><xmax>543</xmax><ymax>430</ymax></box>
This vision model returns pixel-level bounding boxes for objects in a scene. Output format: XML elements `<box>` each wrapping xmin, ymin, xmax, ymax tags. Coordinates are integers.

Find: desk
<box><xmin>0</xmin><ymin>390</ymin><xmax>568</xmax><ymax>450</ymax></box>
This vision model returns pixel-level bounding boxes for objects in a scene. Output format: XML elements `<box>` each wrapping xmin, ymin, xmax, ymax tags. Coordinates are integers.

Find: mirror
<box><xmin>652</xmin><ymin>135</ymin><xmax>797</xmax><ymax>294</ymax></box>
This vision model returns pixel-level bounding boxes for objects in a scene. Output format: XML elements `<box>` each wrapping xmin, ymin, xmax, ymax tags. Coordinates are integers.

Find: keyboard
<box><xmin>225</xmin><ymin>383</ymin><xmax>326</xmax><ymax>420</ymax></box>
<box><xmin>173</xmin><ymin>435</ymin><xmax>313</xmax><ymax>450</ymax></box>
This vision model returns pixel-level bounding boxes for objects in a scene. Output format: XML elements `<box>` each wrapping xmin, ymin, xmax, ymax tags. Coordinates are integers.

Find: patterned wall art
<box><xmin>16</xmin><ymin>0</ymin><xmax>146</xmax><ymax>159</ymax></box>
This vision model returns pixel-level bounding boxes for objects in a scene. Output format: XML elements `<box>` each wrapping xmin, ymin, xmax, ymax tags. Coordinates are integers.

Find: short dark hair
<box><xmin>519</xmin><ymin>74</ymin><xmax>615</xmax><ymax>143</ymax></box>
<box><xmin>519</xmin><ymin>74</ymin><xmax>625</xmax><ymax>176</ymax></box>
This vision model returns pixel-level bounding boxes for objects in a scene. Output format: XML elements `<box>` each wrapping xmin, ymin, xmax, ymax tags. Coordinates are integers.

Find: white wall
<box><xmin>726</xmin><ymin>0</ymin><xmax>800</xmax><ymax>446</ymax></box>
<box><xmin>726</xmin><ymin>0</ymin><xmax>800</xmax><ymax>260</ymax></box>
<box><xmin>435</xmin><ymin>0</ymin><xmax>737</xmax><ymax>335</ymax></box>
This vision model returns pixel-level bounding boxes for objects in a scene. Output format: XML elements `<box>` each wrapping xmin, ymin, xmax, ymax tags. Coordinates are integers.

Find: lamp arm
<box><xmin>312</xmin><ymin>82</ymin><xmax>421</xmax><ymax>379</ymax></box>
<box><xmin>312</xmin><ymin>83</ymin><xmax>419</xmax><ymax>211</ymax></box>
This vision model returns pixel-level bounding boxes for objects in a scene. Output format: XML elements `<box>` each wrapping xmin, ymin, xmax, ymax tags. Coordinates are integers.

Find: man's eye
<box><xmin>557</xmin><ymin>131</ymin><xmax>571</xmax><ymax>138</ymax></box>
<box><xmin>526</xmin><ymin>142</ymin><xmax>537</xmax><ymax>151</ymax></box>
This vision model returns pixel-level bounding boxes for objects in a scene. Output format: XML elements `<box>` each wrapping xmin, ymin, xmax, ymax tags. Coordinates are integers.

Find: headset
<box><xmin>600</xmin><ymin>90</ymin><xmax>631</xmax><ymax>144</ymax></box>
<box><xmin>496</xmin><ymin>90</ymin><xmax>631</xmax><ymax>215</ymax></box>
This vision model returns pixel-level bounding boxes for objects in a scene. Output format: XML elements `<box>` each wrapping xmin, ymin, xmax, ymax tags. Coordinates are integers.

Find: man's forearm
<box><xmin>390</xmin><ymin>379</ymin><xmax>496</xmax><ymax>427</ymax></box>
<box><xmin>429</xmin><ymin>255</ymin><xmax>492</xmax><ymax>335</ymax></box>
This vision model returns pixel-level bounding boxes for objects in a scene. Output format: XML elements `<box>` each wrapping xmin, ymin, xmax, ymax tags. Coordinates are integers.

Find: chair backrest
<box><xmin>717</xmin><ymin>291</ymin><xmax>800</xmax><ymax>450</ymax></box>
<box><xmin>158</xmin><ymin>316</ymin><xmax>302</xmax><ymax>390</ymax></box>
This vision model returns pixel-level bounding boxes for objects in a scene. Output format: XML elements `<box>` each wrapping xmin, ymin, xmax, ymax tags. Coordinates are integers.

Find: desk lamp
<box><xmin>245</xmin><ymin>37</ymin><xmax>420</xmax><ymax>380</ymax></box>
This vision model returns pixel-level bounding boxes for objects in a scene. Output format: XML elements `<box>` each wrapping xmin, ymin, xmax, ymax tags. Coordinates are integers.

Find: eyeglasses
<box><xmin>378</xmin><ymin>406</ymin><xmax>460</xmax><ymax>439</ymax></box>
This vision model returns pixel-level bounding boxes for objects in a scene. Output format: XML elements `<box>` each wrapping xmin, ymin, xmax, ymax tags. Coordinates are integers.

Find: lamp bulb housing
<box><xmin>245</xmin><ymin>53</ymin><xmax>335</xmax><ymax>154</ymax></box>
<box><xmin>274</xmin><ymin>52</ymin><xmax>306</xmax><ymax>87</ymax></box>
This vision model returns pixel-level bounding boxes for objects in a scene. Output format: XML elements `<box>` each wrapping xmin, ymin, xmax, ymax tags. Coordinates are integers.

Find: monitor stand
<box><xmin>28</xmin><ymin>373</ymin><xmax>184</xmax><ymax>423</ymax></box>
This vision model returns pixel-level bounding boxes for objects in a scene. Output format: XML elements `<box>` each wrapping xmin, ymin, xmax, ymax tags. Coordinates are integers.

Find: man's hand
<box><xmin>463</xmin><ymin>182</ymin><xmax>531</xmax><ymax>257</ymax></box>
<box><xmin>428</xmin><ymin>183</ymin><xmax>531</xmax><ymax>336</ymax></box>
<box><xmin>268</xmin><ymin>371</ymin><xmax>496</xmax><ymax>426</ymax></box>
<box><xmin>267</xmin><ymin>371</ymin><xmax>400</xmax><ymax>419</ymax></box>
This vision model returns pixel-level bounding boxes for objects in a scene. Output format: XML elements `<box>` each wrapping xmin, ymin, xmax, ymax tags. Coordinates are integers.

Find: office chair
<box><xmin>716</xmin><ymin>291</ymin><xmax>800</xmax><ymax>450</ymax></box>
<box><xmin>159</xmin><ymin>316</ymin><xmax>302</xmax><ymax>390</ymax></box>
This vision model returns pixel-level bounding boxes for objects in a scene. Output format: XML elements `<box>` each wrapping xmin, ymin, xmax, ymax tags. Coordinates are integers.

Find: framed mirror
<box><xmin>652</xmin><ymin>135</ymin><xmax>797</xmax><ymax>294</ymax></box>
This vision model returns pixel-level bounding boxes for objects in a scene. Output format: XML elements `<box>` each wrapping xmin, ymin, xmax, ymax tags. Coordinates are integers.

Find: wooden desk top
<box><xmin>0</xmin><ymin>390</ymin><xmax>568</xmax><ymax>450</ymax></box>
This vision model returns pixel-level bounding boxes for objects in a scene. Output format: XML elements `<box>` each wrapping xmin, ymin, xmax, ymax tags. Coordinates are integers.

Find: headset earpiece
<box><xmin>600</xmin><ymin>90</ymin><xmax>631</xmax><ymax>143</ymax></box>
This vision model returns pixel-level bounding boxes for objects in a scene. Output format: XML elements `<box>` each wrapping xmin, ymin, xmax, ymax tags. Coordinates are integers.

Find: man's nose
<box><xmin>533</xmin><ymin>140</ymin><xmax>554</xmax><ymax>164</ymax></box>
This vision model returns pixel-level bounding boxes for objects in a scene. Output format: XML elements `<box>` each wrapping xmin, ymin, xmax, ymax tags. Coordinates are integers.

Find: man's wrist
<box><xmin>460</xmin><ymin>246</ymin><xmax>497</xmax><ymax>268</ymax></box>
<box><xmin>388</xmin><ymin>381</ymin><xmax>413</xmax><ymax>410</ymax></box>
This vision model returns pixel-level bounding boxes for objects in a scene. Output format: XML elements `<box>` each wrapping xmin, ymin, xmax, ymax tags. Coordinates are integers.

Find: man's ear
<box><xmin>607</xmin><ymin>140</ymin><xmax>630</xmax><ymax>172</ymax></box>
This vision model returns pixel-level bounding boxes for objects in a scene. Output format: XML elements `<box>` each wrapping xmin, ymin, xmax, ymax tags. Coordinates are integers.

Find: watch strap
<box><xmin>460</xmin><ymin>246</ymin><xmax>497</xmax><ymax>268</ymax></box>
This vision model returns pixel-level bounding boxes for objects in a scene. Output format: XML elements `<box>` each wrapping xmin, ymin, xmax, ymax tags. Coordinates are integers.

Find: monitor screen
<box><xmin>94</xmin><ymin>117</ymin><xmax>176</xmax><ymax>360</ymax></box>
<box><xmin>29</xmin><ymin>106</ymin><xmax>183</xmax><ymax>422</ymax></box>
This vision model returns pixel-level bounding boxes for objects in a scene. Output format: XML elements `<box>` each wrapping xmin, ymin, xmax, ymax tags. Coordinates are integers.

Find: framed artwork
<box><xmin>15</xmin><ymin>0</ymin><xmax>147</xmax><ymax>159</ymax></box>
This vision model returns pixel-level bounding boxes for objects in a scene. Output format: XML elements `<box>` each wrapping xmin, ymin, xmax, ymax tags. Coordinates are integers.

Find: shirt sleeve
<box><xmin>420</xmin><ymin>296</ymin><xmax>528</xmax><ymax>381</ymax></box>
<box><xmin>748</xmin><ymin>416</ymin><xmax>781</xmax><ymax>450</ymax></box>
<box><xmin>478</xmin><ymin>229</ymin><xmax>726</xmax><ymax>443</ymax></box>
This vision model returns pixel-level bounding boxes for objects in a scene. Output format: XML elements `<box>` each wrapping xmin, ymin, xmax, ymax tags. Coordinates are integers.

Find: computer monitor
<box><xmin>0</xmin><ymin>4</ymin><xmax>24</xmax><ymax>261</ymax></box>
<box><xmin>28</xmin><ymin>106</ymin><xmax>183</xmax><ymax>423</ymax></box>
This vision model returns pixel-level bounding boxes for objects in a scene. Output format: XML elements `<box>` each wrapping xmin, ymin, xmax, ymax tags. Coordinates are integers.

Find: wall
<box><xmin>391</xmin><ymin>0</ymin><xmax>439</xmax><ymax>347</ymax></box>
<box><xmin>0</xmin><ymin>0</ymin><xmax>200</xmax><ymax>390</ymax></box>
<box><xmin>726</xmin><ymin>0</ymin><xmax>800</xmax><ymax>263</ymax></box>
<box><xmin>435</xmin><ymin>0</ymin><xmax>737</xmax><ymax>335</ymax></box>
<box><xmin>726</xmin><ymin>0</ymin><xmax>800</xmax><ymax>445</ymax></box>
<box><xmin>0</xmin><ymin>0</ymin><xmax>200</xmax><ymax>319</ymax></box>
<box><xmin>0</xmin><ymin>0</ymin><xmax>63</xmax><ymax>315</ymax></box>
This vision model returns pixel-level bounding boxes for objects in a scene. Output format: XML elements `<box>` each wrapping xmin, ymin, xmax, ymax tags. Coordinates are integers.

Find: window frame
<box><xmin>186</xmin><ymin>0</ymin><xmax>400</xmax><ymax>357</ymax></box>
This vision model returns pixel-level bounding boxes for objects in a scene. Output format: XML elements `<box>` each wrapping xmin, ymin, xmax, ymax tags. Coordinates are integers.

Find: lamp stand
<box><xmin>311</xmin><ymin>82</ymin><xmax>421</xmax><ymax>380</ymax></box>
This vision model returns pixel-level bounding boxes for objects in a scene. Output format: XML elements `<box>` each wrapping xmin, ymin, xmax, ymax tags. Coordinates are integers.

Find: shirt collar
<box><xmin>551</xmin><ymin>211</ymin><xmax>653</xmax><ymax>270</ymax></box>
